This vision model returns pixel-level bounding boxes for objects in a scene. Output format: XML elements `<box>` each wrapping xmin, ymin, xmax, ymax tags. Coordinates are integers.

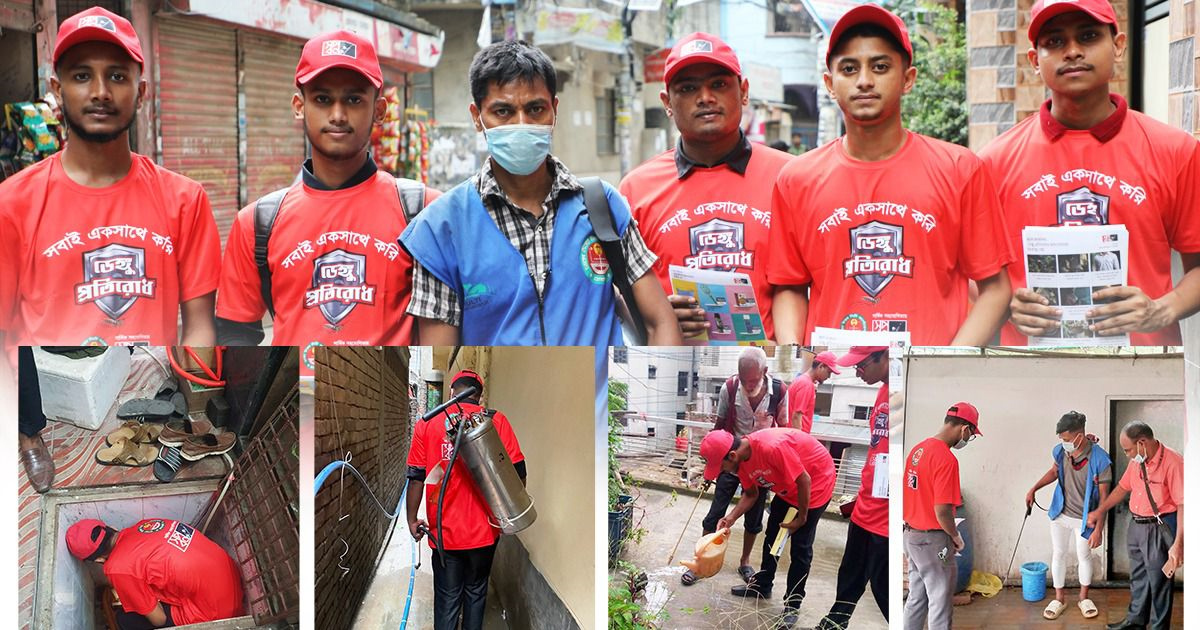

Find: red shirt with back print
<box><xmin>738</xmin><ymin>428</ymin><xmax>835</xmax><ymax>509</ymax></box>
<box><xmin>852</xmin><ymin>384</ymin><xmax>890</xmax><ymax>537</ymax></box>
<box><xmin>407</xmin><ymin>402</ymin><xmax>525</xmax><ymax>550</ymax></box>
<box><xmin>103</xmin><ymin>518</ymin><xmax>244</xmax><ymax>625</ymax></box>
<box><xmin>979</xmin><ymin>95</ymin><xmax>1200</xmax><ymax>346</ymax></box>
<box><xmin>903</xmin><ymin>436</ymin><xmax>962</xmax><ymax>531</ymax></box>
<box><xmin>766</xmin><ymin>131</ymin><xmax>1012</xmax><ymax>344</ymax></box>
<box><xmin>619</xmin><ymin>143</ymin><xmax>793</xmax><ymax>340</ymax></box>
<box><xmin>0</xmin><ymin>153</ymin><xmax>220</xmax><ymax>358</ymax></box>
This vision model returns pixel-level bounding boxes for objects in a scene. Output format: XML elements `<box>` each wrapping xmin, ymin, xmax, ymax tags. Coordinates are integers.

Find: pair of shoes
<box><xmin>104</xmin><ymin>420</ymin><xmax>163</xmax><ymax>446</ymax></box>
<box><xmin>96</xmin><ymin>437</ymin><xmax>158</xmax><ymax>467</ymax></box>
<box><xmin>160</xmin><ymin>417</ymin><xmax>234</xmax><ymax>462</ymax></box>
<box><xmin>19</xmin><ymin>433</ymin><xmax>54</xmax><ymax>493</ymax></box>
<box><xmin>1106</xmin><ymin>620</ymin><xmax>1147</xmax><ymax>630</ymax></box>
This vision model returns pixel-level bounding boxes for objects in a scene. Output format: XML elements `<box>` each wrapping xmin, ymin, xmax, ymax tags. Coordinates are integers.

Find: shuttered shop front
<box><xmin>241</xmin><ymin>30</ymin><xmax>305</xmax><ymax>204</ymax></box>
<box><xmin>156</xmin><ymin>17</ymin><xmax>239</xmax><ymax>240</ymax></box>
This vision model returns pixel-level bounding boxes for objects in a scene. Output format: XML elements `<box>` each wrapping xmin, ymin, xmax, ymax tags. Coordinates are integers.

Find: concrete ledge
<box><xmin>491</xmin><ymin>536</ymin><xmax>581</xmax><ymax>630</ymax></box>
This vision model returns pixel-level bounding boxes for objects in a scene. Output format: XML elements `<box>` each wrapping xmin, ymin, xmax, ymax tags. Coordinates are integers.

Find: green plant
<box><xmin>608</xmin><ymin>563</ymin><xmax>663</xmax><ymax>630</ymax></box>
<box><xmin>890</xmin><ymin>0</ymin><xmax>968</xmax><ymax>146</ymax></box>
<box><xmin>608</xmin><ymin>378</ymin><xmax>630</xmax><ymax>511</ymax></box>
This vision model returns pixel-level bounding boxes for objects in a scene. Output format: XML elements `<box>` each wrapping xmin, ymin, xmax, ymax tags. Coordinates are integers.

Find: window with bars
<box><xmin>769</xmin><ymin>0</ymin><xmax>816</xmax><ymax>36</ymax></box>
<box><xmin>596</xmin><ymin>89</ymin><xmax>617</xmax><ymax>155</ymax></box>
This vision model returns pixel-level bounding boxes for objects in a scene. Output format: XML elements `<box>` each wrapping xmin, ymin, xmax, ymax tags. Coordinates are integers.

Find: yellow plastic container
<box><xmin>679</xmin><ymin>528</ymin><xmax>731</xmax><ymax>578</ymax></box>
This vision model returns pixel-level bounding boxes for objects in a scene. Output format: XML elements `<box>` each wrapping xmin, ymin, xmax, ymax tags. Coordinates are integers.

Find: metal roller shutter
<box><xmin>156</xmin><ymin>17</ymin><xmax>239</xmax><ymax>240</ymax></box>
<box><xmin>240</xmin><ymin>30</ymin><xmax>305</xmax><ymax>204</ymax></box>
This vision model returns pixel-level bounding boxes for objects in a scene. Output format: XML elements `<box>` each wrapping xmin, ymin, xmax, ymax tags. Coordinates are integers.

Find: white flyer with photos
<box><xmin>1022</xmin><ymin>224</ymin><xmax>1129</xmax><ymax>346</ymax></box>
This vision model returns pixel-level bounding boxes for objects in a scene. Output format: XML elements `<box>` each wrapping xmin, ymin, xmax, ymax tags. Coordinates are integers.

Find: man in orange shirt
<box><xmin>786</xmin><ymin>350</ymin><xmax>840</xmax><ymax>433</ymax></box>
<box><xmin>1086</xmin><ymin>421</ymin><xmax>1183</xmax><ymax>630</ymax></box>
<box><xmin>767</xmin><ymin>5</ymin><xmax>1012</xmax><ymax>345</ymax></box>
<box><xmin>902</xmin><ymin>402</ymin><xmax>982</xmax><ymax>630</ymax></box>
<box><xmin>982</xmin><ymin>0</ymin><xmax>1200</xmax><ymax>346</ymax></box>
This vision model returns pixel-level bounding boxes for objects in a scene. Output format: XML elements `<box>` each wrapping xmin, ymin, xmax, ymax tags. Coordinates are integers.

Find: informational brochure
<box><xmin>668</xmin><ymin>265</ymin><xmax>766</xmax><ymax>346</ymax></box>
<box><xmin>1022</xmin><ymin>225</ymin><xmax>1130</xmax><ymax>347</ymax></box>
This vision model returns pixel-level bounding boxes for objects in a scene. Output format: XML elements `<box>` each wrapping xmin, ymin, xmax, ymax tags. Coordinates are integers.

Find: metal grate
<box><xmin>218</xmin><ymin>385</ymin><xmax>300</xmax><ymax>628</ymax></box>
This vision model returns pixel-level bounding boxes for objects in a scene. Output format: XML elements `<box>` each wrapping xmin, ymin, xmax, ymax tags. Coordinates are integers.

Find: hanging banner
<box><xmin>643</xmin><ymin>47</ymin><xmax>670</xmax><ymax>83</ymax></box>
<box><xmin>533</xmin><ymin>7</ymin><xmax>624</xmax><ymax>55</ymax></box>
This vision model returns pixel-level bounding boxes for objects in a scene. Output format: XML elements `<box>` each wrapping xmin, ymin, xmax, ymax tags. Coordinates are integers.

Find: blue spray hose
<box><xmin>315</xmin><ymin>460</ymin><xmax>418</xmax><ymax>629</ymax></box>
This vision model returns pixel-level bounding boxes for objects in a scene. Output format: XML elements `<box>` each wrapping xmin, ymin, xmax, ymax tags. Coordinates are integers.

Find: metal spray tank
<box><xmin>448</xmin><ymin>409</ymin><xmax>537</xmax><ymax>534</ymax></box>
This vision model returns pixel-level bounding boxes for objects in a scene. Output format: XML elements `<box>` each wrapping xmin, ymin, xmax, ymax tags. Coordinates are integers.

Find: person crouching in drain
<box><xmin>405</xmin><ymin>369</ymin><xmax>527</xmax><ymax>630</ymax></box>
<box><xmin>66</xmin><ymin>517</ymin><xmax>244</xmax><ymax>628</ymax></box>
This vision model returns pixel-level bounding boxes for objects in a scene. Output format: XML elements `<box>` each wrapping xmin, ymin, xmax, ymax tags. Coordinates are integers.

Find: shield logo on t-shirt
<box><xmin>845</xmin><ymin>221</ymin><xmax>913</xmax><ymax>298</ymax></box>
<box><xmin>308</xmin><ymin>249</ymin><xmax>373</xmax><ymax>326</ymax></box>
<box><xmin>78</xmin><ymin>243</ymin><xmax>152</xmax><ymax>320</ymax></box>
<box><xmin>1056</xmin><ymin>187</ymin><xmax>1110</xmax><ymax>226</ymax></box>
<box><xmin>687</xmin><ymin>218</ymin><xmax>748</xmax><ymax>272</ymax></box>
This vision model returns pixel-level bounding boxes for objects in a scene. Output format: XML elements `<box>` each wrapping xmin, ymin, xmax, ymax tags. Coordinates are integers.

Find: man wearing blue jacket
<box><xmin>1025</xmin><ymin>411</ymin><xmax>1111</xmax><ymax>621</ymax></box>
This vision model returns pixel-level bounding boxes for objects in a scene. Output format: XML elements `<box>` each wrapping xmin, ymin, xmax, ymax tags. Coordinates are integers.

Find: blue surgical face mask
<box><xmin>1131</xmin><ymin>442</ymin><xmax>1146</xmax><ymax>464</ymax></box>
<box><xmin>479</xmin><ymin>117</ymin><xmax>554</xmax><ymax>176</ymax></box>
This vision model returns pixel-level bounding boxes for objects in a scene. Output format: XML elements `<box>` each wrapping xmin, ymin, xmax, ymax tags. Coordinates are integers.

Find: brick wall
<box><xmin>1168</xmin><ymin>0</ymin><xmax>1199</xmax><ymax>138</ymax></box>
<box><xmin>966</xmin><ymin>0</ymin><xmax>1131</xmax><ymax>149</ymax></box>
<box><xmin>313</xmin><ymin>347</ymin><xmax>411</xmax><ymax>630</ymax></box>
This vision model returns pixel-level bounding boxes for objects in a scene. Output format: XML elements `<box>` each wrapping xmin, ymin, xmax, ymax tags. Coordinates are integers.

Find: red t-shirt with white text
<box><xmin>738</xmin><ymin>428</ymin><xmax>835</xmax><ymax>509</ymax></box>
<box><xmin>619</xmin><ymin>144</ymin><xmax>793</xmax><ymax>339</ymax></box>
<box><xmin>979</xmin><ymin>97</ymin><xmax>1200</xmax><ymax>346</ymax></box>
<box><xmin>852</xmin><ymin>384</ymin><xmax>889</xmax><ymax>537</ymax></box>
<box><xmin>903</xmin><ymin>436</ymin><xmax>962</xmax><ymax>531</ymax></box>
<box><xmin>766</xmin><ymin>132</ymin><xmax>1011</xmax><ymax>344</ymax></box>
<box><xmin>103</xmin><ymin>518</ymin><xmax>244</xmax><ymax>625</ymax></box>
<box><xmin>407</xmin><ymin>402</ymin><xmax>525</xmax><ymax>550</ymax></box>
<box><xmin>786</xmin><ymin>373</ymin><xmax>816</xmax><ymax>433</ymax></box>
<box><xmin>0</xmin><ymin>153</ymin><xmax>219</xmax><ymax>355</ymax></box>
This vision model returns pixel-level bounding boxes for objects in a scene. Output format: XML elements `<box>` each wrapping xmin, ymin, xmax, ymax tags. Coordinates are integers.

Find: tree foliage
<box><xmin>889</xmin><ymin>0</ymin><xmax>968</xmax><ymax>146</ymax></box>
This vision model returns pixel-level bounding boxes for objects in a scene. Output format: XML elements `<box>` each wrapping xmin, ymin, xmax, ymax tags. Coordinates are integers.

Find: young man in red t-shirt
<box><xmin>700</xmin><ymin>427</ymin><xmax>834</xmax><ymax>626</ymax></box>
<box><xmin>0</xmin><ymin>7</ymin><xmax>220</xmax><ymax>358</ymax></box>
<box><xmin>404</xmin><ymin>370</ymin><xmax>525</xmax><ymax>630</ymax></box>
<box><xmin>216</xmin><ymin>30</ymin><xmax>439</xmax><ymax>365</ymax></box>
<box><xmin>766</xmin><ymin>5</ymin><xmax>1012</xmax><ymax>345</ymax></box>
<box><xmin>66</xmin><ymin>517</ymin><xmax>244</xmax><ymax>627</ymax></box>
<box><xmin>786</xmin><ymin>349</ymin><xmax>840</xmax><ymax>433</ymax></box>
<box><xmin>903</xmin><ymin>402</ymin><xmax>982</xmax><ymax>630</ymax></box>
<box><xmin>813</xmin><ymin>346</ymin><xmax>889</xmax><ymax>629</ymax></box>
<box><xmin>981</xmin><ymin>0</ymin><xmax>1200</xmax><ymax>346</ymax></box>
<box><xmin>618</xmin><ymin>33</ymin><xmax>793</xmax><ymax>340</ymax></box>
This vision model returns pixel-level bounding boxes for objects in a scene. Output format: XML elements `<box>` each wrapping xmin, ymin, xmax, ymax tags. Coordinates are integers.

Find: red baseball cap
<box><xmin>663</xmin><ymin>32</ymin><xmax>742</xmax><ymax>86</ymax></box>
<box><xmin>53</xmin><ymin>7</ymin><xmax>144</xmax><ymax>67</ymax></box>
<box><xmin>812</xmin><ymin>350</ymin><xmax>842</xmax><ymax>374</ymax></box>
<box><xmin>1027</xmin><ymin>0</ymin><xmax>1118</xmax><ymax>44</ymax></box>
<box><xmin>451</xmin><ymin>369</ymin><xmax>484</xmax><ymax>391</ymax></box>
<box><xmin>66</xmin><ymin>519</ymin><xmax>108</xmax><ymax>560</ymax></box>
<box><xmin>826</xmin><ymin>3</ymin><xmax>913</xmax><ymax>67</ymax></box>
<box><xmin>836</xmin><ymin>346</ymin><xmax>889</xmax><ymax>367</ymax></box>
<box><xmin>296</xmin><ymin>30</ymin><xmax>383</xmax><ymax>90</ymax></box>
<box><xmin>947</xmin><ymin>401</ymin><xmax>982</xmax><ymax>435</ymax></box>
<box><xmin>699</xmin><ymin>429</ymin><xmax>735</xmax><ymax>482</ymax></box>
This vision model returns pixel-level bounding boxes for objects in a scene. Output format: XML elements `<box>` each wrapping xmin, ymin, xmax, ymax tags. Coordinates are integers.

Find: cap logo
<box><xmin>321</xmin><ymin>40</ymin><xmax>357</xmax><ymax>59</ymax></box>
<box><xmin>680</xmin><ymin>39</ymin><xmax>713</xmax><ymax>56</ymax></box>
<box><xmin>79</xmin><ymin>15</ymin><xmax>117</xmax><ymax>32</ymax></box>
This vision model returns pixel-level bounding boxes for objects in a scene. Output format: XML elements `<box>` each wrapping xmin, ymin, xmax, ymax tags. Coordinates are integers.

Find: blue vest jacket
<box><xmin>400</xmin><ymin>177</ymin><xmax>629</xmax><ymax>347</ymax></box>
<box><xmin>1048</xmin><ymin>441</ymin><xmax>1112</xmax><ymax>538</ymax></box>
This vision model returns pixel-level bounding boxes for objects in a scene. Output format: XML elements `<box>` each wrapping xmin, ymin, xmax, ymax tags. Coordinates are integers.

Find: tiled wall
<box><xmin>313</xmin><ymin>347</ymin><xmax>410</xmax><ymax>630</ymax></box>
<box><xmin>51</xmin><ymin>492</ymin><xmax>211</xmax><ymax>629</ymax></box>
<box><xmin>966</xmin><ymin>0</ymin><xmax>1132</xmax><ymax>149</ymax></box>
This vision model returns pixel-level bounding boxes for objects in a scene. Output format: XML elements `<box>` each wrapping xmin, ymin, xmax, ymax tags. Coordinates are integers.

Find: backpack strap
<box><xmin>395</xmin><ymin>177</ymin><xmax>426</xmax><ymax>222</ymax></box>
<box><xmin>717</xmin><ymin>375</ymin><xmax>738</xmax><ymax>434</ymax></box>
<box><xmin>253</xmin><ymin>187</ymin><xmax>289</xmax><ymax>316</ymax></box>
<box><xmin>580</xmin><ymin>176</ymin><xmax>647</xmax><ymax>345</ymax></box>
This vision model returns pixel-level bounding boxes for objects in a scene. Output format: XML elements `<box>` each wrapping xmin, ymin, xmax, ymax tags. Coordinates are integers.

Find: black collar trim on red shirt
<box><xmin>301</xmin><ymin>154</ymin><xmax>378</xmax><ymax>191</ymax></box>
<box><xmin>1039</xmin><ymin>93</ymin><xmax>1128</xmax><ymax>143</ymax></box>
<box><xmin>674</xmin><ymin>131</ymin><xmax>753</xmax><ymax>179</ymax></box>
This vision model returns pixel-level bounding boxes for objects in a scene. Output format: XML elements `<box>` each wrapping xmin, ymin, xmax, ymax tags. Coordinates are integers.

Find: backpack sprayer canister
<box><xmin>455</xmin><ymin>411</ymin><xmax>537</xmax><ymax>534</ymax></box>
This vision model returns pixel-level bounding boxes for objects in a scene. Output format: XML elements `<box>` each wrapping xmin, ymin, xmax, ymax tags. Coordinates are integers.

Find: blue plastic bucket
<box><xmin>1021</xmin><ymin>561</ymin><xmax>1049</xmax><ymax>602</ymax></box>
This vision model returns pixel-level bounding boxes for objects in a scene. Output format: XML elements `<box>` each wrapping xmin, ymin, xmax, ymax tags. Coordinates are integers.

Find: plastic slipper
<box><xmin>1078</xmin><ymin>599</ymin><xmax>1098</xmax><ymax>619</ymax></box>
<box><xmin>680</xmin><ymin>569</ymin><xmax>698</xmax><ymax>586</ymax></box>
<box><xmin>105</xmin><ymin>421</ymin><xmax>163</xmax><ymax>446</ymax></box>
<box><xmin>170</xmin><ymin>392</ymin><xmax>188</xmax><ymax>419</ymax></box>
<box><xmin>159</xmin><ymin>417</ymin><xmax>214</xmax><ymax>447</ymax></box>
<box><xmin>96</xmin><ymin>438</ymin><xmax>158</xmax><ymax>467</ymax></box>
<box><xmin>737</xmin><ymin>565</ymin><xmax>755</xmax><ymax>583</ymax></box>
<box><xmin>1043</xmin><ymin>599</ymin><xmax>1066</xmax><ymax>620</ymax></box>
<box><xmin>154</xmin><ymin>445</ymin><xmax>184</xmax><ymax>482</ymax></box>
<box><xmin>116</xmin><ymin>398</ymin><xmax>175</xmax><ymax>420</ymax></box>
<box><xmin>154</xmin><ymin>378</ymin><xmax>179</xmax><ymax>401</ymax></box>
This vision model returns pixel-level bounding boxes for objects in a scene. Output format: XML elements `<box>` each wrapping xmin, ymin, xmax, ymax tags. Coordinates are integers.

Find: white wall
<box><xmin>903</xmin><ymin>354</ymin><xmax>1184</xmax><ymax>583</ymax></box>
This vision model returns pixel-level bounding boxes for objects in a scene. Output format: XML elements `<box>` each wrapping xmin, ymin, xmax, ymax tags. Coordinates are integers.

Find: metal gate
<box><xmin>240</xmin><ymin>30</ymin><xmax>305</xmax><ymax>205</ymax></box>
<box><xmin>156</xmin><ymin>17</ymin><xmax>239</xmax><ymax>239</ymax></box>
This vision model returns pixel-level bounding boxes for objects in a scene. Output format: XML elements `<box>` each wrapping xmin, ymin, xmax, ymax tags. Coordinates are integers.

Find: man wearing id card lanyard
<box><xmin>1086</xmin><ymin>421</ymin><xmax>1183</xmax><ymax>630</ymax></box>
<box><xmin>808</xmin><ymin>346</ymin><xmax>889</xmax><ymax>629</ymax></box>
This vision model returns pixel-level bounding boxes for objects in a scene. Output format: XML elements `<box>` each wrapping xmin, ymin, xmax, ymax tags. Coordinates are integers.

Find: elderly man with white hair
<box><xmin>682</xmin><ymin>346</ymin><xmax>789</xmax><ymax>587</ymax></box>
